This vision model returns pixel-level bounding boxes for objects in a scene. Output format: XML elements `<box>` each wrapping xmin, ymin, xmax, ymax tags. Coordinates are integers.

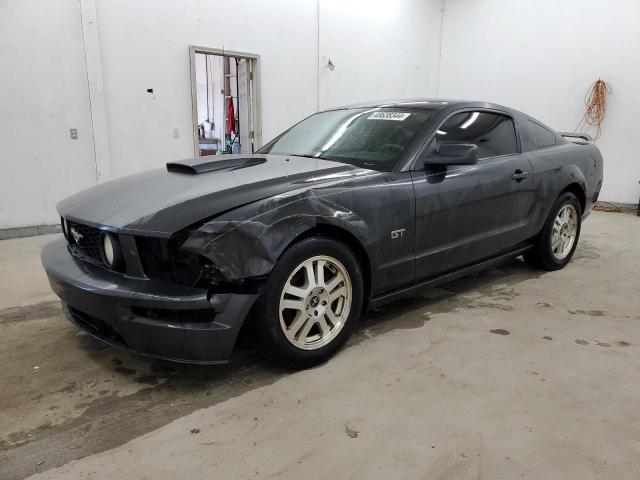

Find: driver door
<box><xmin>411</xmin><ymin>110</ymin><xmax>536</xmax><ymax>280</ymax></box>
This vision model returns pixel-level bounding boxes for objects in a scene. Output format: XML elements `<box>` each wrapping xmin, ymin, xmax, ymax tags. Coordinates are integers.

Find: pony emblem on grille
<box><xmin>70</xmin><ymin>227</ymin><xmax>83</xmax><ymax>244</ymax></box>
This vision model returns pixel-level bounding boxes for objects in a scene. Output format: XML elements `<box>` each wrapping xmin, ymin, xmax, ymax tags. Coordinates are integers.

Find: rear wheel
<box><xmin>254</xmin><ymin>236</ymin><xmax>363</xmax><ymax>367</ymax></box>
<box><xmin>524</xmin><ymin>192</ymin><xmax>581</xmax><ymax>270</ymax></box>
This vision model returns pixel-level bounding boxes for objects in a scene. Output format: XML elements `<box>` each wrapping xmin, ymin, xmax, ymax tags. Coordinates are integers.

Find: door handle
<box><xmin>511</xmin><ymin>170</ymin><xmax>529</xmax><ymax>182</ymax></box>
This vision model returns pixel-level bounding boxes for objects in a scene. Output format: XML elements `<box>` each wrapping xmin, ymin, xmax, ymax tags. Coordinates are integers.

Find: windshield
<box><xmin>259</xmin><ymin>108</ymin><xmax>435</xmax><ymax>171</ymax></box>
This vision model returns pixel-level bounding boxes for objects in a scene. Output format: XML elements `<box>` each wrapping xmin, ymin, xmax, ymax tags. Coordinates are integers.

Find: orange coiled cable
<box><xmin>577</xmin><ymin>79</ymin><xmax>611</xmax><ymax>140</ymax></box>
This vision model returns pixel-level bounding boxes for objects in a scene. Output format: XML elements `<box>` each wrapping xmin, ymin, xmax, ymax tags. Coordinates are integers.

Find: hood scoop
<box><xmin>166</xmin><ymin>156</ymin><xmax>267</xmax><ymax>175</ymax></box>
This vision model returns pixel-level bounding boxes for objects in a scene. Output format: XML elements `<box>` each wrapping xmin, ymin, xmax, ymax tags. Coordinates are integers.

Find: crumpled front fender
<box><xmin>181</xmin><ymin>190</ymin><xmax>369</xmax><ymax>282</ymax></box>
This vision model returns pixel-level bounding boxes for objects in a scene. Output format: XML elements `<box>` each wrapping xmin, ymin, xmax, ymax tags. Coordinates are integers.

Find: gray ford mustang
<box><xmin>42</xmin><ymin>99</ymin><xmax>603</xmax><ymax>367</ymax></box>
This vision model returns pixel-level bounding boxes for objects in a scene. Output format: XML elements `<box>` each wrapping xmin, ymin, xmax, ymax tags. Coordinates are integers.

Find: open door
<box><xmin>190</xmin><ymin>46</ymin><xmax>261</xmax><ymax>157</ymax></box>
<box><xmin>237</xmin><ymin>58</ymin><xmax>251</xmax><ymax>153</ymax></box>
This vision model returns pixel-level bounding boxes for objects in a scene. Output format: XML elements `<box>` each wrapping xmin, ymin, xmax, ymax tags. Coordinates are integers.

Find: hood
<box><xmin>57</xmin><ymin>154</ymin><xmax>364</xmax><ymax>237</ymax></box>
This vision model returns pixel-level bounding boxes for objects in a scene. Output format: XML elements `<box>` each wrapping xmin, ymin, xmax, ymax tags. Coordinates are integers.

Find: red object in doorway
<box><xmin>226</xmin><ymin>97</ymin><xmax>235</xmax><ymax>135</ymax></box>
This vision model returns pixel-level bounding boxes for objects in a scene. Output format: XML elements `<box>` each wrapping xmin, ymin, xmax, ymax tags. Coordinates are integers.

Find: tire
<box><xmin>524</xmin><ymin>192</ymin><xmax>582</xmax><ymax>271</ymax></box>
<box><xmin>254</xmin><ymin>236</ymin><xmax>364</xmax><ymax>368</ymax></box>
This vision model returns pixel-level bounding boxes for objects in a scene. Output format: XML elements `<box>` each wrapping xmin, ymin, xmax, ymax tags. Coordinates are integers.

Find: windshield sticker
<box><xmin>367</xmin><ymin>111</ymin><xmax>411</xmax><ymax>121</ymax></box>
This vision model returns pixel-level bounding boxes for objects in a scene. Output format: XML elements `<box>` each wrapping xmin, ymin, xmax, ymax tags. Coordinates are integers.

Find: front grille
<box><xmin>67</xmin><ymin>221</ymin><xmax>103</xmax><ymax>265</ymax></box>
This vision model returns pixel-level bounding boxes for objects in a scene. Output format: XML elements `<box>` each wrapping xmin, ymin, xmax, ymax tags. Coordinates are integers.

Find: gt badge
<box><xmin>391</xmin><ymin>228</ymin><xmax>405</xmax><ymax>239</ymax></box>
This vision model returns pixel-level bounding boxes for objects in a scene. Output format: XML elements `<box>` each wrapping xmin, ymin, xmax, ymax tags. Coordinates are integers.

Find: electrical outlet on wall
<box><xmin>172</xmin><ymin>128</ymin><xmax>180</xmax><ymax>139</ymax></box>
<box><xmin>70</xmin><ymin>128</ymin><xmax>78</xmax><ymax>140</ymax></box>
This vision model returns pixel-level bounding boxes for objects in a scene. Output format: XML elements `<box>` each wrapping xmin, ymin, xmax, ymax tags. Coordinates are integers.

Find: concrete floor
<box><xmin>0</xmin><ymin>211</ymin><xmax>639</xmax><ymax>480</ymax></box>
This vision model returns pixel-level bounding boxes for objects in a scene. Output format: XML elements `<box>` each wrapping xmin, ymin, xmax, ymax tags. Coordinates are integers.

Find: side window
<box><xmin>527</xmin><ymin>120</ymin><xmax>556</xmax><ymax>149</ymax></box>
<box><xmin>436</xmin><ymin>111</ymin><xmax>518</xmax><ymax>159</ymax></box>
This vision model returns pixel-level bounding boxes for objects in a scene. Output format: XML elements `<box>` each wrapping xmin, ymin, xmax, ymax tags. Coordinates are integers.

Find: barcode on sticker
<box><xmin>367</xmin><ymin>112</ymin><xmax>411</xmax><ymax>121</ymax></box>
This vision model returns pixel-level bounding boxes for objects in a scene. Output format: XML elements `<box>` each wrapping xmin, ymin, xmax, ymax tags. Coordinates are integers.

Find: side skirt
<box><xmin>369</xmin><ymin>244</ymin><xmax>534</xmax><ymax>309</ymax></box>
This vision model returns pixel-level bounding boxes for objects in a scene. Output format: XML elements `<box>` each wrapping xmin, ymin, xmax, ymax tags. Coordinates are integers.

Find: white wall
<box><xmin>93</xmin><ymin>0</ymin><xmax>324</xmax><ymax>179</ymax></box>
<box><xmin>96</xmin><ymin>0</ymin><xmax>444</xmax><ymax>179</ymax></box>
<box><xmin>318</xmin><ymin>0</ymin><xmax>444</xmax><ymax>109</ymax></box>
<box><xmin>0</xmin><ymin>0</ymin><xmax>99</xmax><ymax>229</ymax></box>
<box><xmin>0</xmin><ymin>0</ymin><xmax>445</xmax><ymax>230</ymax></box>
<box><xmin>439</xmin><ymin>0</ymin><xmax>640</xmax><ymax>204</ymax></box>
<box><xmin>3</xmin><ymin>0</ymin><xmax>637</xmax><ymax>231</ymax></box>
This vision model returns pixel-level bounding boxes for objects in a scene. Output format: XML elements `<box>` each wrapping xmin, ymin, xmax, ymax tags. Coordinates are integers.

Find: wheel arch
<box><xmin>280</xmin><ymin>223</ymin><xmax>373</xmax><ymax>312</ymax></box>
<box><xmin>528</xmin><ymin>178</ymin><xmax>588</xmax><ymax>245</ymax></box>
<box><xmin>235</xmin><ymin>221</ymin><xmax>373</xmax><ymax>354</ymax></box>
<box><xmin>561</xmin><ymin>182</ymin><xmax>587</xmax><ymax>214</ymax></box>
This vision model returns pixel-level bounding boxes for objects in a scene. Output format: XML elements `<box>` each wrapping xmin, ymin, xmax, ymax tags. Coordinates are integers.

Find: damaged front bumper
<box><xmin>41</xmin><ymin>239</ymin><xmax>258</xmax><ymax>364</ymax></box>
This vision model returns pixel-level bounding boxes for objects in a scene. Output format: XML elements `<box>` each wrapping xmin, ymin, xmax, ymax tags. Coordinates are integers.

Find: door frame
<box><xmin>189</xmin><ymin>45</ymin><xmax>263</xmax><ymax>157</ymax></box>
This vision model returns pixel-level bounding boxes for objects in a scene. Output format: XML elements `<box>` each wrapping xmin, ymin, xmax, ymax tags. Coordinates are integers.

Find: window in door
<box><xmin>436</xmin><ymin>111</ymin><xmax>518</xmax><ymax>159</ymax></box>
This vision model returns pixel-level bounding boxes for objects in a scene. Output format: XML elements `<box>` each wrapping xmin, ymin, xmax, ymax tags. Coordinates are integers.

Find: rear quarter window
<box><xmin>527</xmin><ymin>120</ymin><xmax>556</xmax><ymax>149</ymax></box>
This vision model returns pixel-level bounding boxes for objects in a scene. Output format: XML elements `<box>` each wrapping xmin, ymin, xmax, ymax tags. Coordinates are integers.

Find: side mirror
<box><xmin>423</xmin><ymin>143</ymin><xmax>479</xmax><ymax>166</ymax></box>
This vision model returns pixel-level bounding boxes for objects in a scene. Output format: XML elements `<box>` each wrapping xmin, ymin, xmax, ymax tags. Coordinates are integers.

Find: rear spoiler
<box><xmin>559</xmin><ymin>131</ymin><xmax>593</xmax><ymax>144</ymax></box>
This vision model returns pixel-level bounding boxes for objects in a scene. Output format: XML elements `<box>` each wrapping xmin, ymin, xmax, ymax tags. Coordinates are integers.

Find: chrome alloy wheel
<box><xmin>551</xmin><ymin>203</ymin><xmax>578</xmax><ymax>260</ymax></box>
<box><xmin>279</xmin><ymin>255</ymin><xmax>352</xmax><ymax>350</ymax></box>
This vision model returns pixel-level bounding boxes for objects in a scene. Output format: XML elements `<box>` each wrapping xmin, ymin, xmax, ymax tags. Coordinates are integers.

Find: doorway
<box><xmin>190</xmin><ymin>46</ymin><xmax>261</xmax><ymax>157</ymax></box>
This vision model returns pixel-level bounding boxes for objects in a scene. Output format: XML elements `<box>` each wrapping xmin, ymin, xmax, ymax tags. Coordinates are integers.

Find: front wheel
<box><xmin>254</xmin><ymin>236</ymin><xmax>363</xmax><ymax>367</ymax></box>
<box><xmin>524</xmin><ymin>192</ymin><xmax>582</xmax><ymax>270</ymax></box>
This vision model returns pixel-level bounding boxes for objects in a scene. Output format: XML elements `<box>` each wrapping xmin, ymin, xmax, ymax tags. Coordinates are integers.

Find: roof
<box><xmin>326</xmin><ymin>99</ymin><xmax>453</xmax><ymax>111</ymax></box>
<box><xmin>320</xmin><ymin>99</ymin><xmax>525</xmax><ymax>120</ymax></box>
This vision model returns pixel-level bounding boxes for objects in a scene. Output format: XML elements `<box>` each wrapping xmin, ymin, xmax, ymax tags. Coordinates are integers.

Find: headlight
<box><xmin>99</xmin><ymin>232</ymin><xmax>122</xmax><ymax>269</ymax></box>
